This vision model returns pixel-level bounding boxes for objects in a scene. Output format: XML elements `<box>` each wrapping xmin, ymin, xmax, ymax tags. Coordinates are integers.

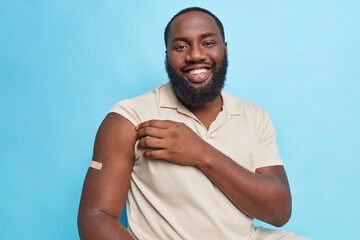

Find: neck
<box><xmin>183</xmin><ymin>95</ymin><xmax>223</xmax><ymax>129</ymax></box>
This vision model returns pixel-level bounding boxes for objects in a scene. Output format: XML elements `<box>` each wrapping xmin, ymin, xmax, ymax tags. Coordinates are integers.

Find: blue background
<box><xmin>1</xmin><ymin>1</ymin><xmax>359</xmax><ymax>239</ymax></box>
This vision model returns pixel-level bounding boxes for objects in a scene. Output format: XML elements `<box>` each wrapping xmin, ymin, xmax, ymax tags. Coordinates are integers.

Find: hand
<box><xmin>136</xmin><ymin>120</ymin><xmax>211</xmax><ymax>167</ymax></box>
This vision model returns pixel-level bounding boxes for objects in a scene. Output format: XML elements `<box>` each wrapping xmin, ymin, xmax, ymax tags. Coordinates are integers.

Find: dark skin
<box><xmin>78</xmin><ymin>114</ymin><xmax>136</xmax><ymax>239</ymax></box>
<box><xmin>78</xmin><ymin>11</ymin><xmax>292</xmax><ymax>239</ymax></box>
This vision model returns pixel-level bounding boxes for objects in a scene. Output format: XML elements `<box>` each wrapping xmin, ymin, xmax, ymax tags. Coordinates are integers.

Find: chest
<box><xmin>132</xmin><ymin>109</ymin><xmax>259</xmax><ymax>198</ymax></box>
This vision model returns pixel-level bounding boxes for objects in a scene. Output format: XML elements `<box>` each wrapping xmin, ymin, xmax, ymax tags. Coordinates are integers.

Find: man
<box><xmin>78</xmin><ymin>7</ymin><xmax>310</xmax><ymax>240</ymax></box>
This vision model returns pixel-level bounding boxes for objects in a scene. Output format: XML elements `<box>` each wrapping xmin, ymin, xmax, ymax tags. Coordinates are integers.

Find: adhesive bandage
<box><xmin>90</xmin><ymin>160</ymin><xmax>103</xmax><ymax>170</ymax></box>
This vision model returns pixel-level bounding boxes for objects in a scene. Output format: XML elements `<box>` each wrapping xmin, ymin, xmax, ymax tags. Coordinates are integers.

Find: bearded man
<box><xmin>78</xmin><ymin>7</ymin><xmax>311</xmax><ymax>240</ymax></box>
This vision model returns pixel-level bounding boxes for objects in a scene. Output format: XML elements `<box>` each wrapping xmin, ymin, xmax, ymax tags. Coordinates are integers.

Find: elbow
<box><xmin>268</xmin><ymin>207</ymin><xmax>291</xmax><ymax>227</ymax></box>
<box><xmin>273</xmin><ymin>209</ymin><xmax>291</xmax><ymax>227</ymax></box>
<box><xmin>272</xmin><ymin>198</ymin><xmax>292</xmax><ymax>227</ymax></box>
<box><xmin>77</xmin><ymin>210</ymin><xmax>88</xmax><ymax>240</ymax></box>
<box><xmin>269</xmin><ymin>190</ymin><xmax>292</xmax><ymax>227</ymax></box>
<box><xmin>77</xmin><ymin>208</ymin><xmax>97</xmax><ymax>240</ymax></box>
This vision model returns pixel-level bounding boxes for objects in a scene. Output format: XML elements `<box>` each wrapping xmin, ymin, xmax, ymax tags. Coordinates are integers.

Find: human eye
<box><xmin>203</xmin><ymin>41</ymin><xmax>216</xmax><ymax>47</ymax></box>
<box><xmin>174</xmin><ymin>44</ymin><xmax>188</xmax><ymax>51</ymax></box>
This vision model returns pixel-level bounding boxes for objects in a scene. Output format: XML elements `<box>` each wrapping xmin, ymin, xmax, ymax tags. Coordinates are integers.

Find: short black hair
<box><xmin>164</xmin><ymin>7</ymin><xmax>225</xmax><ymax>48</ymax></box>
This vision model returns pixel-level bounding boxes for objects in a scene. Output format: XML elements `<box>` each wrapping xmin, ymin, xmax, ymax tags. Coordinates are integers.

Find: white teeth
<box><xmin>189</xmin><ymin>68</ymin><xmax>208</xmax><ymax>75</ymax></box>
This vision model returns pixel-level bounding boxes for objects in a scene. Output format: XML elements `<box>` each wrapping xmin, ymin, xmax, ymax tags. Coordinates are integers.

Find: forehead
<box><xmin>168</xmin><ymin>11</ymin><xmax>222</xmax><ymax>42</ymax></box>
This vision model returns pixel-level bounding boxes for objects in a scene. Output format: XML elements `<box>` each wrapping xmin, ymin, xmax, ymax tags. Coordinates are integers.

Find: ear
<box><xmin>224</xmin><ymin>42</ymin><xmax>228</xmax><ymax>56</ymax></box>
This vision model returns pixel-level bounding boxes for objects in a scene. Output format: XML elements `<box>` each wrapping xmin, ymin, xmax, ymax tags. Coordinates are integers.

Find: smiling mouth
<box><xmin>183</xmin><ymin>66</ymin><xmax>213</xmax><ymax>84</ymax></box>
<box><xmin>188</xmin><ymin>68</ymin><xmax>209</xmax><ymax>75</ymax></box>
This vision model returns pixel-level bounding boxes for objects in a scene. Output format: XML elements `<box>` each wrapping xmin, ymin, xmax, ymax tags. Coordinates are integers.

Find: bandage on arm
<box><xmin>78</xmin><ymin>113</ymin><xmax>136</xmax><ymax>239</ymax></box>
<box><xmin>90</xmin><ymin>160</ymin><xmax>103</xmax><ymax>170</ymax></box>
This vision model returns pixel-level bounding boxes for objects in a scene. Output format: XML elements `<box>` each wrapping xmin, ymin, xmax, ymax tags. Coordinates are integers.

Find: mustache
<box><xmin>180</xmin><ymin>61</ymin><xmax>215</xmax><ymax>72</ymax></box>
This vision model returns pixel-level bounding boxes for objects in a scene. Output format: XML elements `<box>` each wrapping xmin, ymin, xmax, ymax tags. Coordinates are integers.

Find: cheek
<box><xmin>169</xmin><ymin>54</ymin><xmax>185</xmax><ymax>70</ymax></box>
<box><xmin>207</xmin><ymin>49</ymin><xmax>225</xmax><ymax>64</ymax></box>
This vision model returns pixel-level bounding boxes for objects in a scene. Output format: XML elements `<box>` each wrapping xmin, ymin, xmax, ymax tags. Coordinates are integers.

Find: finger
<box><xmin>143</xmin><ymin>149</ymin><xmax>168</xmax><ymax>160</ymax></box>
<box><xmin>137</xmin><ymin>137</ymin><xmax>165</xmax><ymax>150</ymax></box>
<box><xmin>137</xmin><ymin>127</ymin><xmax>167</xmax><ymax>139</ymax></box>
<box><xmin>136</xmin><ymin>120</ymin><xmax>174</xmax><ymax>130</ymax></box>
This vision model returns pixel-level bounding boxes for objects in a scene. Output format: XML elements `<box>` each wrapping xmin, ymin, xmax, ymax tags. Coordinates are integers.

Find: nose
<box><xmin>185</xmin><ymin>45</ymin><xmax>206</xmax><ymax>62</ymax></box>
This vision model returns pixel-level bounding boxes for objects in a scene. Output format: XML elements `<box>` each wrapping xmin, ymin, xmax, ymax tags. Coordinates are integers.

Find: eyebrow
<box><xmin>201</xmin><ymin>32</ymin><xmax>217</xmax><ymax>38</ymax></box>
<box><xmin>171</xmin><ymin>32</ymin><xmax>218</xmax><ymax>44</ymax></box>
<box><xmin>172</xmin><ymin>37</ymin><xmax>189</xmax><ymax>44</ymax></box>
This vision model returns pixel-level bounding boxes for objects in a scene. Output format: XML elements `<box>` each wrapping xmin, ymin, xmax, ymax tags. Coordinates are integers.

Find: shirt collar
<box><xmin>158</xmin><ymin>82</ymin><xmax>242</xmax><ymax>116</ymax></box>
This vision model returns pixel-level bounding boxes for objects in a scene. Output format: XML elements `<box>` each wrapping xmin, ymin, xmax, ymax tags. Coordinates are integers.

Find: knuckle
<box><xmin>146</xmin><ymin>138</ymin><xmax>155</xmax><ymax>147</ymax></box>
<box><xmin>169</xmin><ymin>140</ymin><xmax>176</xmax><ymax>148</ymax></box>
<box><xmin>143</xmin><ymin>138</ymin><xmax>148</xmax><ymax>146</ymax></box>
<box><xmin>138</xmin><ymin>129</ymin><xmax>144</xmax><ymax>137</ymax></box>
<box><xmin>174</xmin><ymin>122</ymin><xmax>183</xmax><ymax>129</ymax></box>
<box><xmin>169</xmin><ymin>131</ymin><xmax>176</xmax><ymax>138</ymax></box>
<box><xmin>144</xmin><ymin>127</ymin><xmax>150</xmax><ymax>135</ymax></box>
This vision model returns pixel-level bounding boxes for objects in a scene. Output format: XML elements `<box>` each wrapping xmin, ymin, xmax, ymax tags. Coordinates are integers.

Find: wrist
<box><xmin>195</xmin><ymin>142</ymin><xmax>217</xmax><ymax>171</ymax></box>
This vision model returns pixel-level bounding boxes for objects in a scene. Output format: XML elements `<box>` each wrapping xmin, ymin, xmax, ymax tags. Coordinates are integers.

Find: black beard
<box><xmin>165</xmin><ymin>53</ymin><xmax>228</xmax><ymax>108</ymax></box>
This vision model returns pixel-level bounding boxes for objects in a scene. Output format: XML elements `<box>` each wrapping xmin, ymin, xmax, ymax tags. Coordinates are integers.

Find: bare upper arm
<box><xmin>79</xmin><ymin>112</ymin><xmax>137</xmax><ymax>219</ymax></box>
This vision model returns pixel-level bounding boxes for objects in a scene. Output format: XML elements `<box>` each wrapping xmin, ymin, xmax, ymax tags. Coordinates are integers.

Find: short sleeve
<box><xmin>109</xmin><ymin>99</ymin><xmax>142</xmax><ymax>126</ymax></box>
<box><xmin>255</xmin><ymin>109</ymin><xmax>283</xmax><ymax>169</ymax></box>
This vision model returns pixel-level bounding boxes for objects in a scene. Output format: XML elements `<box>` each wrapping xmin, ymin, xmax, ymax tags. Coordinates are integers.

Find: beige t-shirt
<box><xmin>110</xmin><ymin>83</ymin><xmax>284</xmax><ymax>240</ymax></box>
